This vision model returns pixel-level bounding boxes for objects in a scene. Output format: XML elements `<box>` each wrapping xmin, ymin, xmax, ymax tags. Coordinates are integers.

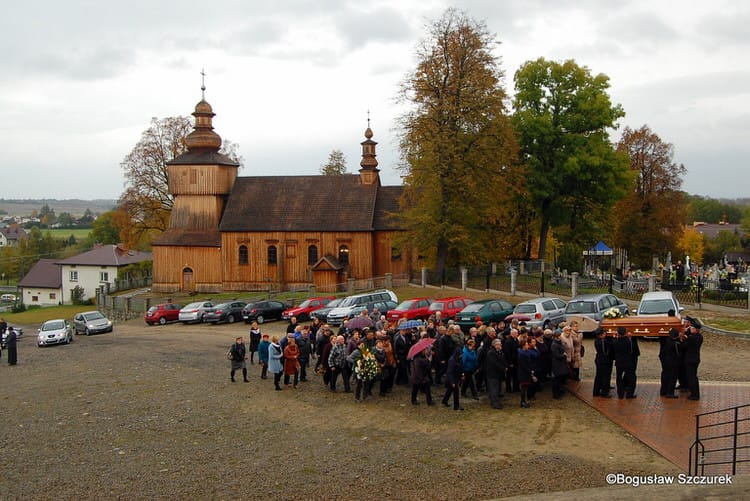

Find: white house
<box><xmin>56</xmin><ymin>245</ymin><xmax>152</xmax><ymax>304</ymax></box>
<box><xmin>18</xmin><ymin>259</ymin><xmax>63</xmax><ymax>306</ymax></box>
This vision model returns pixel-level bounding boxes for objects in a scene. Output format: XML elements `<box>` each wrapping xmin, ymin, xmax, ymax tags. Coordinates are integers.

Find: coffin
<box><xmin>600</xmin><ymin>316</ymin><xmax>683</xmax><ymax>337</ymax></box>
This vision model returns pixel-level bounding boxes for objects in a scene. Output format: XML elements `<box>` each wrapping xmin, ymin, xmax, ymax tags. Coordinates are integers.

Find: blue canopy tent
<box><xmin>583</xmin><ymin>240</ymin><xmax>613</xmax><ymax>256</ymax></box>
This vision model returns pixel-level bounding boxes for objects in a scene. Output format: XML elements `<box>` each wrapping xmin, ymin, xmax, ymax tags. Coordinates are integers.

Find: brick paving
<box><xmin>569</xmin><ymin>379</ymin><xmax>750</xmax><ymax>473</ymax></box>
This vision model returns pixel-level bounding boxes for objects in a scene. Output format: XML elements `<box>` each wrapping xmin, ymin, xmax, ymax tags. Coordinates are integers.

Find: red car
<box><xmin>386</xmin><ymin>298</ymin><xmax>434</xmax><ymax>323</ymax></box>
<box><xmin>145</xmin><ymin>303</ymin><xmax>182</xmax><ymax>325</ymax></box>
<box><xmin>428</xmin><ymin>296</ymin><xmax>474</xmax><ymax>320</ymax></box>
<box><xmin>282</xmin><ymin>296</ymin><xmax>336</xmax><ymax>322</ymax></box>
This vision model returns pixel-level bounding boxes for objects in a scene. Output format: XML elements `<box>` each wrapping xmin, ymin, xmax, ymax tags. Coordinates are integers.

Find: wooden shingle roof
<box><xmin>220</xmin><ymin>175</ymin><xmax>404</xmax><ymax>232</ymax></box>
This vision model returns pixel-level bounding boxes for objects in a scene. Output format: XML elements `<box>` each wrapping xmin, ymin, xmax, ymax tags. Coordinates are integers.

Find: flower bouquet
<box><xmin>603</xmin><ymin>307</ymin><xmax>624</xmax><ymax>319</ymax></box>
<box><xmin>354</xmin><ymin>345</ymin><xmax>380</xmax><ymax>382</ymax></box>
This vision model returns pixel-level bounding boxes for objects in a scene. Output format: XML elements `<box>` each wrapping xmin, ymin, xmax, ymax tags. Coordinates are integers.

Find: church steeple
<box><xmin>359</xmin><ymin>113</ymin><xmax>380</xmax><ymax>186</ymax></box>
<box><xmin>185</xmin><ymin>70</ymin><xmax>222</xmax><ymax>152</ymax></box>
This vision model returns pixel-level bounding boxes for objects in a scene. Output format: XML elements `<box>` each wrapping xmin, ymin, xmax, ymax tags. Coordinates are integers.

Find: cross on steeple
<box><xmin>201</xmin><ymin>68</ymin><xmax>206</xmax><ymax>100</ymax></box>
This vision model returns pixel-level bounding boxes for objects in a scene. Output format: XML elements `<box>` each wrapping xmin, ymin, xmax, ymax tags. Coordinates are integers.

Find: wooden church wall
<box><xmin>167</xmin><ymin>165</ymin><xmax>237</xmax><ymax>195</ymax></box>
<box><xmin>221</xmin><ymin>231</ymin><xmax>375</xmax><ymax>290</ymax></box>
<box><xmin>152</xmin><ymin>245</ymin><xmax>223</xmax><ymax>293</ymax></box>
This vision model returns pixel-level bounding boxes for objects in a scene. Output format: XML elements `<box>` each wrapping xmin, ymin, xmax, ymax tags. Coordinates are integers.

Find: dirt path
<box><xmin>0</xmin><ymin>317</ymin><xmax>745</xmax><ymax>500</ymax></box>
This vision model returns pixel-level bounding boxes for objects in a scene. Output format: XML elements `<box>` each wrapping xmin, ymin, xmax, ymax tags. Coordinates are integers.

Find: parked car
<box><xmin>386</xmin><ymin>298</ymin><xmax>434</xmax><ymax>323</ymax></box>
<box><xmin>564</xmin><ymin>293</ymin><xmax>630</xmax><ymax>332</ymax></box>
<box><xmin>427</xmin><ymin>296</ymin><xmax>474</xmax><ymax>320</ymax></box>
<box><xmin>204</xmin><ymin>301</ymin><xmax>247</xmax><ymax>324</ymax></box>
<box><xmin>1</xmin><ymin>325</ymin><xmax>24</xmax><ymax>346</ymax></box>
<box><xmin>37</xmin><ymin>319</ymin><xmax>74</xmax><ymax>346</ymax></box>
<box><xmin>144</xmin><ymin>303</ymin><xmax>182</xmax><ymax>325</ymax></box>
<box><xmin>178</xmin><ymin>301</ymin><xmax>215</xmax><ymax>324</ymax></box>
<box><xmin>504</xmin><ymin>297</ymin><xmax>567</xmax><ymax>329</ymax></box>
<box><xmin>309</xmin><ymin>297</ymin><xmax>346</xmax><ymax>323</ymax></box>
<box><xmin>1</xmin><ymin>293</ymin><xmax>16</xmax><ymax>302</ymax></box>
<box><xmin>241</xmin><ymin>300</ymin><xmax>290</xmax><ymax>324</ymax></box>
<box><xmin>349</xmin><ymin>300</ymin><xmax>398</xmax><ymax>320</ymax></box>
<box><xmin>635</xmin><ymin>291</ymin><xmax>683</xmax><ymax>318</ymax></box>
<box><xmin>73</xmin><ymin>311</ymin><xmax>113</xmax><ymax>335</ymax></box>
<box><xmin>456</xmin><ymin>299</ymin><xmax>515</xmax><ymax>331</ymax></box>
<box><xmin>282</xmin><ymin>296</ymin><xmax>336</xmax><ymax>322</ymax></box>
<box><xmin>326</xmin><ymin>290</ymin><xmax>399</xmax><ymax>326</ymax></box>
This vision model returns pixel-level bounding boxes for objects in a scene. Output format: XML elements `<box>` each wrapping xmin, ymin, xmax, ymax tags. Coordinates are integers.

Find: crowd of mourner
<box><xmin>227</xmin><ymin>305</ymin><xmax>704</xmax><ymax>410</ymax></box>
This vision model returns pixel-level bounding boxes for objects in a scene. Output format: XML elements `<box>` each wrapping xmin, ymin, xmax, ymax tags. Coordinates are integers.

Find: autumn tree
<box><xmin>513</xmin><ymin>58</ymin><xmax>631</xmax><ymax>260</ymax></box>
<box><xmin>91</xmin><ymin>210</ymin><xmax>122</xmax><ymax>245</ymax></box>
<box><xmin>320</xmin><ymin>149</ymin><xmax>347</xmax><ymax>175</ymax></box>
<box><xmin>613</xmin><ymin>125</ymin><xmax>686</xmax><ymax>268</ymax></box>
<box><xmin>396</xmin><ymin>8</ymin><xmax>519</xmax><ymax>278</ymax></box>
<box><xmin>678</xmin><ymin>227</ymin><xmax>705</xmax><ymax>266</ymax></box>
<box><xmin>119</xmin><ymin>116</ymin><xmax>242</xmax><ymax>248</ymax></box>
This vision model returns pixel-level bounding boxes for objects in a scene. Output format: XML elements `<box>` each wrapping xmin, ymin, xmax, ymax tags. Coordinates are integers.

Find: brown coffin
<box><xmin>600</xmin><ymin>316</ymin><xmax>683</xmax><ymax>337</ymax></box>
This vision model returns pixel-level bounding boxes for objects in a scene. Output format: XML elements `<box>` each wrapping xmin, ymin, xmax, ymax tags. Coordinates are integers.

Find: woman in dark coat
<box><xmin>409</xmin><ymin>349</ymin><xmax>433</xmax><ymax>405</ymax></box>
<box><xmin>550</xmin><ymin>331</ymin><xmax>568</xmax><ymax>399</ymax></box>
<box><xmin>441</xmin><ymin>348</ymin><xmax>464</xmax><ymax>410</ymax></box>
<box><xmin>248</xmin><ymin>322</ymin><xmax>262</xmax><ymax>364</ymax></box>
<box><xmin>517</xmin><ymin>339</ymin><xmax>539</xmax><ymax>408</ymax></box>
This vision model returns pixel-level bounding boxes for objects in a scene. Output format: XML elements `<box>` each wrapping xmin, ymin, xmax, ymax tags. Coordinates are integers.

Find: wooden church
<box><xmin>151</xmin><ymin>92</ymin><xmax>412</xmax><ymax>293</ymax></box>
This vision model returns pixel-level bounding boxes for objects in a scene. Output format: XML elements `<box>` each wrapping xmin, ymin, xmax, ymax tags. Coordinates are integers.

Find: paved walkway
<box><xmin>568</xmin><ymin>379</ymin><xmax>750</xmax><ymax>473</ymax></box>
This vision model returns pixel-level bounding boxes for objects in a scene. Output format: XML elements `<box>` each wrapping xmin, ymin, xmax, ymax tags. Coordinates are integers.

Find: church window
<box><xmin>391</xmin><ymin>247</ymin><xmax>402</xmax><ymax>261</ymax></box>
<box><xmin>338</xmin><ymin>245</ymin><xmax>349</xmax><ymax>265</ymax></box>
<box><xmin>308</xmin><ymin>245</ymin><xmax>318</xmax><ymax>265</ymax></box>
<box><xmin>239</xmin><ymin>245</ymin><xmax>248</xmax><ymax>265</ymax></box>
<box><xmin>268</xmin><ymin>245</ymin><xmax>277</xmax><ymax>264</ymax></box>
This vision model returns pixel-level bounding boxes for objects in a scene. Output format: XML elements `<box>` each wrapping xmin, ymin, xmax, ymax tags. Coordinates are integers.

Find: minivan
<box><xmin>325</xmin><ymin>290</ymin><xmax>398</xmax><ymax>326</ymax></box>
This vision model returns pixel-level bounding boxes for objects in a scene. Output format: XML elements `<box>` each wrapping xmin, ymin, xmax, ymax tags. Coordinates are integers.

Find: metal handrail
<box><xmin>689</xmin><ymin>403</ymin><xmax>750</xmax><ymax>475</ymax></box>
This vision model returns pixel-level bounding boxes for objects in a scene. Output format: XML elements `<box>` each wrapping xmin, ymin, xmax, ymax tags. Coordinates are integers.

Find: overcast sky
<box><xmin>1</xmin><ymin>0</ymin><xmax>748</xmax><ymax>201</ymax></box>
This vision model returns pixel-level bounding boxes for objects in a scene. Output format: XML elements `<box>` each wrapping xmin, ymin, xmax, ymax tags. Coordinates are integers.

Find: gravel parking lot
<box><xmin>0</xmin><ymin>316</ymin><xmax>746</xmax><ymax>500</ymax></box>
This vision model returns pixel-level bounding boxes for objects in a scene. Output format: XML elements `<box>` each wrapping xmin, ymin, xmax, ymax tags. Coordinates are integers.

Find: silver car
<box><xmin>506</xmin><ymin>297</ymin><xmax>567</xmax><ymax>329</ymax></box>
<box><xmin>564</xmin><ymin>293</ymin><xmax>630</xmax><ymax>332</ymax></box>
<box><xmin>73</xmin><ymin>311</ymin><xmax>113</xmax><ymax>335</ymax></box>
<box><xmin>178</xmin><ymin>301</ymin><xmax>215</xmax><ymax>324</ymax></box>
<box><xmin>38</xmin><ymin>319</ymin><xmax>74</xmax><ymax>346</ymax></box>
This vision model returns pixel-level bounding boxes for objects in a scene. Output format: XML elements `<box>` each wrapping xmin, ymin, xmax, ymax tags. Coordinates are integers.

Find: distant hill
<box><xmin>0</xmin><ymin>199</ymin><xmax>117</xmax><ymax>217</ymax></box>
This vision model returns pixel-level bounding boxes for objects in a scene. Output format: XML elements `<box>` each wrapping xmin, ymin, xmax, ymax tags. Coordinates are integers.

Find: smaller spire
<box><xmin>359</xmin><ymin>114</ymin><xmax>380</xmax><ymax>186</ymax></box>
<box><xmin>201</xmin><ymin>68</ymin><xmax>206</xmax><ymax>100</ymax></box>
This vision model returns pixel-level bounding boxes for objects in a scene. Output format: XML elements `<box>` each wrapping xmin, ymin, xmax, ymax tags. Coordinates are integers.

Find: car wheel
<box><xmin>85</xmin><ymin>328</ymin><xmax>90</xmax><ymax>336</ymax></box>
<box><xmin>159</xmin><ymin>317</ymin><xmax>167</xmax><ymax>325</ymax></box>
<box><xmin>256</xmin><ymin>315</ymin><xmax>265</xmax><ymax>324</ymax></box>
<box><xmin>227</xmin><ymin>314</ymin><xmax>235</xmax><ymax>324</ymax></box>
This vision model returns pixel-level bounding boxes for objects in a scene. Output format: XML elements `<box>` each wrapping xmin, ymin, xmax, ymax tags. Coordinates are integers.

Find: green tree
<box><xmin>613</xmin><ymin>125</ymin><xmax>687</xmax><ymax>268</ymax></box>
<box><xmin>513</xmin><ymin>58</ymin><xmax>631</xmax><ymax>259</ymax></box>
<box><xmin>39</xmin><ymin>204</ymin><xmax>56</xmax><ymax>227</ymax></box>
<box><xmin>396</xmin><ymin>8</ymin><xmax>519</xmax><ymax>278</ymax></box>
<box><xmin>685</xmin><ymin>195</ymin><xmax>743</xmax><ymax>224</ymax></box>
<box><xmin>320</xmin><ymin>149</ymin><xmax>347</xmax><ymax>175</ymax></box>
<box><xmin>57</xmin><ymin>212</ymin><xmax>74</xmax><ymax>227</ymax></box>
<box><xmin>91</xmin><ymin>210</ymin><xmax>121</xmax><ymax>245</ymax></box>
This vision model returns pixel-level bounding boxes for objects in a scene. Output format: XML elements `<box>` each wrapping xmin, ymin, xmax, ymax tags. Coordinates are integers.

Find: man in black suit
<box><xmin>592</xmin><ymin>328</ymin><xmax>613</xmax><ymax>397</ymax></box>
<box><xmin>682</xmin><ymin>316</ymin><xmax>704</xmax><ymax>401</ymax></box>
<box><xmin>612</xmin><ymin>326</ymin><xmax>639</xmax><ymax>399</ymax></box>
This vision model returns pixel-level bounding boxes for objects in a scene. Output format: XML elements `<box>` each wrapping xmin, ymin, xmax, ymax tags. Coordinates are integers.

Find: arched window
<box><xmin>308</xmin><ymin>245</ymin><xmax>318</xmax><ymax>265</ymax></box>
<box><xmin>338</xmin><ymin>244</ymin><xmax>349</xmax><ymax>265</ymax></box>
<box><xmin>267</xmin><ymin>245</ymin><xmax>277</xmax><ymax>264</ymax></box>
<box><xmin>239</xmin><ymin>245</ymin><xmax>248</xmax><ymax>265</ymax></box>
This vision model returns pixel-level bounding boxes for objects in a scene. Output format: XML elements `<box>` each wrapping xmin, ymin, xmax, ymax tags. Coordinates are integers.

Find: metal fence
<box><xmin>409</xmin><ymin>263</ymin><xmax>750</xmax><ymax>310</ymax></box>
<box><xmin>689</xmin><ymin>403</ymin><xmax>750</xmax><ymax>475</ymax></box>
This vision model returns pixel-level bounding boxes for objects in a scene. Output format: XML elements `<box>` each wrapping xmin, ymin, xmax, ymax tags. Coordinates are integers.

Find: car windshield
<box><xmin>515</xmin><ymin>304</ymin><xmax>537</xmax><ymax>314</ymax></box>
<box><xmin>184</xmin><ymin>302</ymin><xmax>203</xmax><ymax>309</ymax></box>
<box><xmin>394</xmin><ymin>300</ymin><xmax>417</xmax><ymax>311</ymax></box>
<box><xmin>84</xmin><ymin>312</ymin><xmax>105</xmax><ymax>321</ymax></box>
<box><xmin>297</xmin><ymin>299</ymin><xmax>313</xmax><ymax>308</ymax></box>
<box><xmin>566</xmin><ymin>302</ymin><xmax>596</xmax><ymax>314</ymax></box>
<box><xmin>639</xmin><ymin>299</ymin><xmax>675</xmax><ymax>315</ymax></box>
<box><xmin>325</xmin><ymin>298</ymin><xmax>343</xmax><ymax>308</ymax></box>
<box><xmin>42</xmin><ymin>320</ymin><xmax>66</xmax><ymax>331</ymax></box>
<box><xmin>214</xmin><ymin>303</ymin><xmax>231</xmax><ymax>309</ymax></box>
<box><xmin>147</xmin><ymin>307</ymin><xmax>158</xmax><ymax>313</ymax></box>
<box><xmin>461</xmin><ymin>303</ymin><xmax>485</xmax><ymax>313</ymax></box>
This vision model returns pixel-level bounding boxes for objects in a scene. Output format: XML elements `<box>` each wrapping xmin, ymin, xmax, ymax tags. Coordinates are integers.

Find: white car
<box><xmin>325</xmin><ymin>290</ymin><xmax>398</xmax><ymax>326</ymax></box>
<box><xmin>636</xmin><ymin>291</ymin><xmax>683</xmax><ymax>318</ymax></box>
<box><xmin>38</xmin><ymin>319</ymin><xmax>74</xmax><ymax>346</ymax></box>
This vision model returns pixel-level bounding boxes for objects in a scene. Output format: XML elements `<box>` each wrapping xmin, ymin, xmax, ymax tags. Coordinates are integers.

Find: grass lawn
<box><xmin>46</xmin><ymin>228</ymin><xmax>92</xmax><ymax>240</ymax></box>
<box><xmin>3</xmin><ymin>305</ymin><xmax>95</xmax><ymax>326</ymax></box>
